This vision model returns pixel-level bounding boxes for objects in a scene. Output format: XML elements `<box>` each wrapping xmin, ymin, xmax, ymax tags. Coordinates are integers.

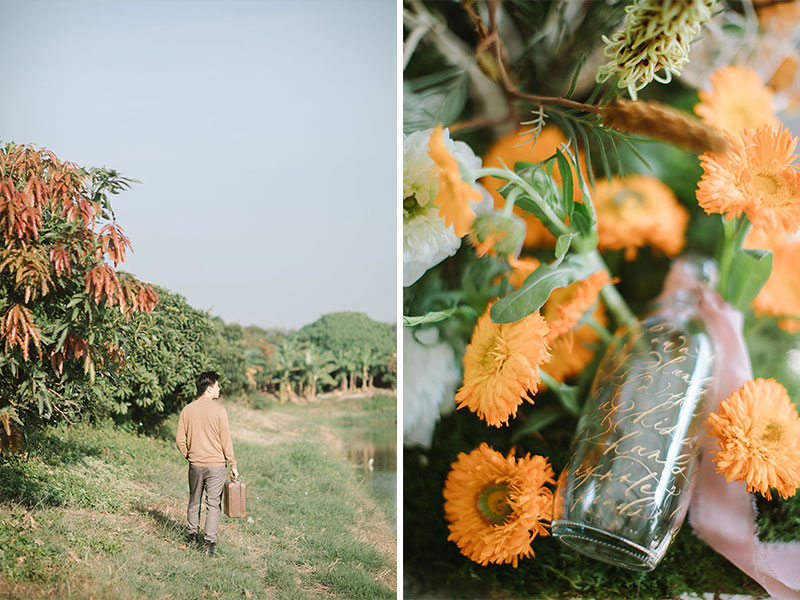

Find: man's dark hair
<box><xmin>196</xmin><ymin>371</ymin><xmax>220</xmax><ymax>396</ymax></box>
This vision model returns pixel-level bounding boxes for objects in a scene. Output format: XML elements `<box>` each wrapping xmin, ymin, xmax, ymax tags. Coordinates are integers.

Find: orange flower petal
<box><xmin>697</xmin><ymin>124</ymin><xmax>800</xmax><ymax>234</ymax></box>
<box><xmin>544</xmin><ymin>271</ymin><xmax>610</xmax><ymax>342</ymax></box>
<box><xmin>443</xmin><ymin>443</ymin><xmax>554</xmax><ymax>566</ymax></box>
<box><xmin>455</xmin><ymin>303</ymin><xmax>551</xmax><ymax>427</ymax></box>
<box><xmin>428</xmin><ymin>125</ymin><xmax>480</xmax><ymax>237</ymax></box>
<box><xmin>707</xmin><ymin>378</ymin><xmax>800</xmax><ymax>500</ymax></box>
<box><xmin>593</xmin><ymin>175</ymin><xmax>688</xmax><ymax>260</ymax></box>
<box><xmin>745</xmin><ymin>228</ymin><xmax>800</xmax><ymax>331</ymax></box>
<box><xmin>694</xmin><ymin>66</ymin><xmax>778</xmax><ymax>136</ymax></box>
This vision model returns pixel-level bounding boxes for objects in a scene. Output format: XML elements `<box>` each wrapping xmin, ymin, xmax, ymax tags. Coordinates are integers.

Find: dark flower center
<box><xmin>476</xmin><ymin>482</ymin><xmax>513</xmax><ymax>525</ymax></box>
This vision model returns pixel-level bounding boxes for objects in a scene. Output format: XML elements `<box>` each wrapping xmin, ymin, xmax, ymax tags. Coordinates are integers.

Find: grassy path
<box><xmin>0</xmin><ymin>394</ymin><xmax>397</xmax><ymax>599</ymax></box>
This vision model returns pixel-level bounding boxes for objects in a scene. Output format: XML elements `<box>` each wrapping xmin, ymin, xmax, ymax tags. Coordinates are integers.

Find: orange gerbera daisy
<box><xmin>708</xmin><ymin>378</ymin><xmax>800</xmax><ymax>500</ymax></box>
<box><xmin>544</xmin><ymin>322</ymin><xmax>603</xmax><ymax>383</ymax></box>
<box><xmin>697</xmin><ymin>124</ymin><xmax>800</xmax><ymax>234</ymax></box>
<box><xmin>745</xmin><ymin>228</ymin><xmax>800</xmax><ymax>332</ymax></box>
<box><xmin>506</xmin><ymin>255</ymin><xmax>540</xmax><ymax>289</ymax></box>
<box><xmin>593</xmin><ymin>175</ymin><xmax>688</xmax><ymax>260</ymax></box>
<box><xmin>443</xmin><ymin>443</ymin><xmax>554</xmax><ymax>567</ymax></box>
<box><xmin>540</xmin><ymin>273</ymin><xmax>609</xmax><ymax>383</ymax></box>
<box><xmin>694</xmin><ymin>66</ymin><xmax>778</xmax><ymax>137</ymax></box>
<box><xmin>768</xmin><ymin>54</ymin><xmax>800</xmax><ymax>114</ymax></box>
<box><xmin>428</xmin><ymin>124</ymin><xmax>481</xmax><ymax>237</ymax></box>
<box><xmin>455</xmin><ymin>303</ymin><xmax>551</xmax><ymax>427</ymax></box>
<box><xmin>481</xmin><ymin>126</ymin><xmax>585</xmax><ymax>249</ymax></box>
<box><xmin>543</xmin><ymin>271</ymin><xmax>610</xmax><ymax>341</ymax></box>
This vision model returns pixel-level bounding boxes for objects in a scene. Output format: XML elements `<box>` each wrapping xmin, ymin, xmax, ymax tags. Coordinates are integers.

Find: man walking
<box><xmin>176</xmin><ymin>371</ymin><xmax>239</xmax><ymax>556</ymax></box>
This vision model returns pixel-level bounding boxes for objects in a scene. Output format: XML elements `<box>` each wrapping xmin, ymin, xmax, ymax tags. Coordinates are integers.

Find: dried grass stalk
<box><xmin>598</xmin><ymin>99</ymin><xmax>728</xmax><ymax>155</ymax></box>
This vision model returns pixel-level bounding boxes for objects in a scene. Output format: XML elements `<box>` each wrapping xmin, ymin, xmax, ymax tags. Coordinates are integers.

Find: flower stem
<box><xmin>585</xmin><ymin>250</ymin><xmax>638</xmax><ymax>330</ymax></box>
<box><xmin>502</xmin><ymin>187</ymin><xmax>522</xmax><ymax>217</ymax></box>
<box><xmin>717</xmin><ymin>216</ymin><xmax>752</xmax><ymax>301</ymax></box>
<box><xmin>716</xmin><ymin>217</ymin><xmax>735</xmax><ymax>298</ymax></box>
<box><xmin>476</xmin><ymin>167</ymin><xmax>570</xmax><ymax>237</ymax></box>
<box><xmin>584</xmin><ymin>314</ymin><xmax>614</xmax><ymax>344</ymax></box>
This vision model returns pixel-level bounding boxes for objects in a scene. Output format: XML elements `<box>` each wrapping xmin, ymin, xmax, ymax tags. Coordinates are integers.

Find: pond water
<box><xmin>341</xmin><ymin>417</ymin><xmax>397</xmax><ymax>530</ymax></box>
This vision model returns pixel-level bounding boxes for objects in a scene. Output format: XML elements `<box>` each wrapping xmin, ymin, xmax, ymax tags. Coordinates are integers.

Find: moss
<box><xmin>404</xmin><ymin>408</ymin><xmax>767</xmax><ymax>599</ymax></box>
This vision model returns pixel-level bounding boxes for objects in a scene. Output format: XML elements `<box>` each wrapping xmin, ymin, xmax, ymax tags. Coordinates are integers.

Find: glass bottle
<box><xmin>551</xmin><ymin>276</ymin><xmax>715</xmax><ymax>571</ymax></box>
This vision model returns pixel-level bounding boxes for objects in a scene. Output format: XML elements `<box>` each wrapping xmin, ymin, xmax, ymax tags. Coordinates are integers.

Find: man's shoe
<box><xmin>194</xmin><ymin>533</ymin><xmax>205</xmax><ymax>548</ymax></box>
<box><xmin>186</xmin><ymin>532</ymin><xmax>199</xmax><ymax>546</ymax></box>
<box><xmin>205</xmin><ymin>541</ymin><xmax>216</xmax><ymax>557</ymax></box>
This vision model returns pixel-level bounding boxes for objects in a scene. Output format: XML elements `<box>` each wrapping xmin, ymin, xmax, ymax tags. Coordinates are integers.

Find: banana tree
<box><xmin>272</xmin><ymin>337</ymin><xmax>304</xmax><ymax>403</ymax></box>
<box><xmin>302</xmin><ymin>346</ymin><xmax>337</xmax><ymax>400</ymax></box>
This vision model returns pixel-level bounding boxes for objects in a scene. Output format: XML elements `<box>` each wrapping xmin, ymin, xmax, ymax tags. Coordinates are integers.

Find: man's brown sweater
<box><xmin>175</xmin><ymin>397</ymin><xmax>237</xmax><ymax>469</ymax></box>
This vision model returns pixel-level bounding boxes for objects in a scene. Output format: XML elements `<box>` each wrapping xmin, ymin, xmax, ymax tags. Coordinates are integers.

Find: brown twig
<box><xmin>449</xmin><ymin>114</ymin><xmax>513</xmax><ymax>133</ymax></box>
<box><xmin>463</xmin><ymin>1</ymin><xmax>726</xmax><ymax>155</ymax></box>
<box><xmin>470</xmin><ymin>0</ymin><xmax>602</xmax><ymax>114</ymax></box>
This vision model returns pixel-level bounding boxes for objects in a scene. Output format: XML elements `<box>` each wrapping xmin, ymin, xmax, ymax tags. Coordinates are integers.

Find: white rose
<box><xmin>403</xmin><ymin>128</ymin><xmax>486</xmax><ymax>286</ymax></box>
<box><xmin>403</xmin><ymin>327</ymin><xmax>461</xmax><ymax>448</ymax></box>
<box><xmin>403</xmin><ymin>205</ymin><xmax>462</xmax><ymax>287</ymax></box>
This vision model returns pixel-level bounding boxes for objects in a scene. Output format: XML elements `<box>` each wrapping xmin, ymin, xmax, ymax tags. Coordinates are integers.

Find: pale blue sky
<box><xmin>1</xmin><ymin>0</ymin><xmax>396</xmax><ymax>330</ymax></box>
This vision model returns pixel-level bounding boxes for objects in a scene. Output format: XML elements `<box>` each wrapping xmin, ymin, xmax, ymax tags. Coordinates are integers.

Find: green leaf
<box><xmin>540</xmin><ymin>370</ymin><xmax>582</xmax><ymax>415</ymax></box>
<box><xmin>554</xmin><ymin>233</ymin><xmax>577</xmax><ymax>267</ymax></box>
<box><xmin>511</xmin><ymin>405</ymin><xmax>567</xmax><ymax>442</ymax></box>
<box><xmin>570</xmin><ymin>195</ymin><xmax>598</xmax><ymax>251</ymax></box>
<box><xmin>726</xmin><ymin>248</ymin><xmax>772</xmax><ymax>311</ymax></box>
<box><xmin>403</xmin><ymin>70</ymin><xmax>468</xmax><ymax>131</ymax></box>
<box><xmin>490</xmin><ymin>254</ymin><xmax>595</xmax><ymax>323</ymax></box>
<box><xmin>553</xmin><ymin>381</ymin><xmax>581</xmax><ymax>415</ymax></box>
<box><xmin>402</xmin><ymin>308</ymin><xmax>457</xmax><ymax>327</ymax></box>
<box><xmin>513</xmin><ymin>161</ymin><xmax>537</xmax><ymax>172</ymax></box>
<box><xmin>555</xmin><ymin>149</ymin><xmax>574</xmax><ymax>219</ymax></box>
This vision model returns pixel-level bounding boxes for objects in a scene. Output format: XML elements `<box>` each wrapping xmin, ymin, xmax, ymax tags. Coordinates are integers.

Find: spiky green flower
<box><xmin>597</xmin><ymin>0</ymin><xmax>716</xmax><ymax>100</ymax></box>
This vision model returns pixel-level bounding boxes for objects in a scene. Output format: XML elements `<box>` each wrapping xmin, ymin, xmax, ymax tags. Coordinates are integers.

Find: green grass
<box><xmin>0</xmin><ymin>394</ymin><xmax>396</xmax><ymax>600</ymax></box>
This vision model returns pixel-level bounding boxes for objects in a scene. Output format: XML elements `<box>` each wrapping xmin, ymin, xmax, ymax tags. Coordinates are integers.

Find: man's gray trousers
<box><xmin>187</xmin><ymin>464</ymin><xmax>227</xmax><ymax>543</ymax></box>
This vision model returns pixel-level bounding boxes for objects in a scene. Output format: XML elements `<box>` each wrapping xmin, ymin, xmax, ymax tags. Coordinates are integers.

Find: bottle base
<box><xmin>551</xmin><ymin>521</ymin><xmax>660</xmax><ymax>571</ymax></box>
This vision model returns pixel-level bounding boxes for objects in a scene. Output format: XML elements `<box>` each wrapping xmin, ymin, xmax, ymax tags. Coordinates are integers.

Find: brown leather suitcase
<box><xmin>223</xmin><ymin>478</ymin><xmax>246</xmax><ymax>518</ymax></box>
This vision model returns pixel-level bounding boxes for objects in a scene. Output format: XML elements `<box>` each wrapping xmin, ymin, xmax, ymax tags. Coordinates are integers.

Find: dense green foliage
<box><xmin>0</xmin><ymin>144</ymin><xmax>395</xmax><ymax>441</ymax></box>
<box><xmin>0</xmin><ymin>143</ymin><xmax>159</xmax><ymax>431</ymax></box>
<box><xmin>297</xmin><ymin>312</ymin><xmax>397</xmax><ymax>390</ymax></box>
<box><xmin>207</xmin><ymin>317</ymin><xmax>249</xmax><ymax>395</ymax></box>
<box><xmin>105</xmin><ymin>284</ymin><xmax>229</xmax><ymax>429</ymax></box>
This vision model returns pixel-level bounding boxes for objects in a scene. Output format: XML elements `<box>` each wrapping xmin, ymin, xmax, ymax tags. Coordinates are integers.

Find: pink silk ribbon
<box><xmin>658</xmin><ymin>259</ymin><xmax>800</xmax><ymax>599</ymax></box>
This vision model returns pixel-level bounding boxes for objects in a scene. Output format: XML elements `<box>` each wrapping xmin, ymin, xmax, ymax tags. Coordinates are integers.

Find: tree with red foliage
<box><xmin>0</xmin><ymin>142</ymin><xmax>158</xmax><ymax>431</ymax></box>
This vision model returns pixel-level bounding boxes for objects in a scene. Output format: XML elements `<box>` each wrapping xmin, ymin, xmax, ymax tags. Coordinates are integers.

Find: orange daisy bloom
<box><xmin>544</xmin><ymin>321</ymin><xmax>603</xmax><ymax>383</ymax></box>
<box><xmin>694</xmin><ymin>66</ymin><xmax>778</xmax><ymax>137</ymax></box>
<box><xmin>504</xmin><ymin>265</ymin><xmax>609</xmax><ymax>383</ymax></box>
<box><xmin>768</xmin><ymin>54</ymin><xmax>800</xmax><ymax>114</ymax></box>
<box><xmin>745</xmin><ymin>228</ymin><xmax>800</xmax><ymax>332</ymax></box>
<box><xmin>481</xmin><ymin>126</ymin><xmax>585</xmax><ymax>249</ymax></box>
<box><xmin>697</xmin><ymin>124</ymin><xmax>800</xmax><ymax>234</ymax></box>
<box><xmin>543</xmin><ymin>271</ymin><xmax>610</xmax><ymax>342</ymax></box>
<box><xmin>428</xmin><ymin>124</ymin><xmax>481</xmax><ymax>237</ymax></box>
<box><xmin>443</xmin><ymin>443</ymin><xmax>554</xmax><ymax>567</ymax></box>
<box><xmin>538</xmin><ymin>273</ymin><xmax>609</xmax><ymax>383</ymax></box>
<box><xmin>507</xmin><ymin>255</ymin><xmax>540</xmax><ymax>289</ymax></box>
<box><xmin>455</xmin><ymin>303</ymin><xmax>551</xmax><ymax>427</ymax></box>
<box><xmin>708</xmin><ymin>378</ymin><xmax>800</xmax><ymax>500</ymax></box>
<box><xmin>593</xmin><ymin>175</ymin><xmax>688</xmax><ymax>260</ymax></box>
